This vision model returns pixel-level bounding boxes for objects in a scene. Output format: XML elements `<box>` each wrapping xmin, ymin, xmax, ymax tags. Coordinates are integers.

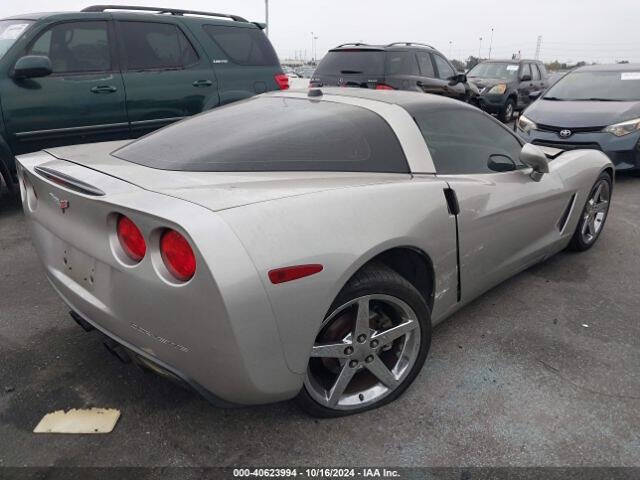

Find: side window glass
<box><xmin>531</xmin><ymin>63</ymin><xmax>541</xmax><ymax>80</ymax></box>
<box><xmin>385</xmin><ymin>52</ymin><xmax>419</xmax><ymax>76</ymax></box>
<box><xmin>520</xmin><ymin>63</ymin><xmax>532</xmax><ymax>80</ymax></box>
<box><xmin>416</xmin><ymin>53</ymin><xmax>434</xmax><ymax>77</ymax></box>
<box><xmin>433</xmin><ymin>54</ymin><xmax>454</xmax><ymax>80</ymax></box>
<box><xmin>119</xmin><ymin>21</ymin><xmax>199</xmax><ymax>70</ymax></box>
<box><xmin>202</xmin><ymin>25</ymin><xmax>278</xmax><ymax>66</ymax></box>
<box><xmin>27</xmin><ymin>21</ymin><xmax>111</xmax><ymax>73</ymax></box>
<box><xmin>412</xmin><ymin>108</ymin><xmax>523</xmax><ymax>174</ymax></box>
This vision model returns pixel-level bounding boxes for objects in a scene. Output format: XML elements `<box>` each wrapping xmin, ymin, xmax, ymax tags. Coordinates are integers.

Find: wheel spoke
<box><xmin>327</xmin><ymin>363</ymin><xmax>356</xmax><ymax>406</ymax></box>
<box><xmin>371</xmin><ymin>319</ymin><xmax>417</xmax><ymax>347</ymax></box>
<box><xmin>593</xmin><ymin>200</ymin><xmax>609</xmax><ymax>214</ymax></box>
<box><xmin>581</xmin><ymin>216</ymin><xmax>590</xmax><ymax>235</ymax></box>
<box><xmin>587</xmin><ymin>216</ymin><xmax>597</xmax><ymax>236</ymax></box>
<box><xmin>366</xmin><ymin>355</ymin><xmax>399</xmax><ymax>388</ymax></box>
<box><xmin>354</xmin><ymin>296</ymin><xmax>371</xmax><ymax>337</ymax></box>
<box><xmin>311</xmin><ymin>342</ymin><xmax>352</xmax><ymax>359</ymax></box>
<box><xmin>593</xmin><ymin>183</ymin><xmax>603</xmax><ymax>203</ymax></box>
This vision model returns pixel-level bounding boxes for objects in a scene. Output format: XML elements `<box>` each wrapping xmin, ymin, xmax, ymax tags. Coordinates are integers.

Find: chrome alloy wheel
<box><xmin>504</xmin><ymin>102</ymin><xmax>514</xmax><ymax>122</ymax></box>
<box><xmin>581</xmin><ymin>179</ymin><xmax>610</xmax><ymax>244</ymax></box>
<box><xmin>304</xmin><ymin>294</ymin><xmax>421</xmax><ymax>411</ymax></box>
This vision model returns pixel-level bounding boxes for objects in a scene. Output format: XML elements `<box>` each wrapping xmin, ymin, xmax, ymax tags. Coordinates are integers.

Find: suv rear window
<box><xmin>113</xmin><ymin>97</ymin><xmax>409</xmax><ymax>173</ymax></box>
<box><xmin>315</xmin><ymin>50</ymin><xmax>385</xmax><ymax>76</ymax></box>
<box><xmin>203</xmin><ymin>25</ymin><xmax>278</xmax><ymax>66</ymax></box>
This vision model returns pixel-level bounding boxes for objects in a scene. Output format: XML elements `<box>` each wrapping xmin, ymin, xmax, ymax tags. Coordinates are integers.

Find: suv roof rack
<box><xmin>386</xmin><ymin>42</ymin><xmax>435</xmax><ymax>49</ymax></box>
<box><xmin>81</xmin><ymin>5</ymin><xmax>248</xmax><ymax>22</ymax></box>
<box><xmin>334</xmin><ymin>43</ymin><xmax>371</xmax><ymax>48</ymax></box>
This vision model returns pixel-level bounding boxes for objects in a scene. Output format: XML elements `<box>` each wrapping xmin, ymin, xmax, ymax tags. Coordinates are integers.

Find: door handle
<box><xmin>90</xmin><ymin>85</ymin><xmax>117</xmax><ymax>94</ymax></box>
<box><xmin>192</xmin><ymin>79</ymin><xmax>213</xmax><ymax>87</ymax></box>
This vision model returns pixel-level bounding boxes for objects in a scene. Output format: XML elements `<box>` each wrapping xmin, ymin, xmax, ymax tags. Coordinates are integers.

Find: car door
<box><xmin>115</xmin><ymin>20</ymin><xmax>218</xmax><ymax>137</ymax></box>
<box><xmin>415</xmin><ymin>51</ymin><xmax>442</xmax><ymax>94</ymax></box>
<box><xmin>431</xmin><ymin>53</ymin><xmax>465</xmax><ymax>100</ymax></box>
<box><xmin>1</xmin><ymin>19</ymin><xmax>128</xmax><ymax>155</ymax></box>
<box><xmin>517</xmin><ymin>63</ymin><xmax>534</xmax><ymax>108</ymax></box>
<box><xmin>411</xmin><ymin>106</ymin><xmax>573</xmax><ymax>301</ymax></box>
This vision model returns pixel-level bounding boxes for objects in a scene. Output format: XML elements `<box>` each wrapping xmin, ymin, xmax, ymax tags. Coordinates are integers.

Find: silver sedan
<box><xmin>16</xmin><ymin>88</ymin><xmax>613</xmax><ymax>416</ymax></box>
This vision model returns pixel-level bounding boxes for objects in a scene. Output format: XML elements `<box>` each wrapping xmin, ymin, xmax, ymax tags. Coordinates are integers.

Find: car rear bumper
<box><xmin>17</xmin><ymin>151</ymin><xmax>304</xmax><ymax>406</ymax></box>
<box><xmin>519</xmin><ymin>128</ymin><xmax>640</xmax><ymax>171</ymax></box>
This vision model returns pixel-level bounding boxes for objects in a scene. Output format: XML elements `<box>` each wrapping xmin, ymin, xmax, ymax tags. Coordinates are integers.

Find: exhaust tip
<box><xmin>103</xmin><ymin>338</ymin><xmax>132</xmax><ymax>364</ymax></box>
<box><xmin>70</xmin><ymin>311</ymin><xmax>95</xmax><ymax>332</ymax></box>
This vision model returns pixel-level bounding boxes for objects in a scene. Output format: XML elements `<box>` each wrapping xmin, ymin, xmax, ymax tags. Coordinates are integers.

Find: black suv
<box><xmin>310</xmin><ymin>42</ymin><xmax>478</xmax><ymax>103</ymax></box>
<box><xmin>467</xmin><ymin>59</ymin><xmax>548</xmax><ymax>122</ymax></box>
<box><xmin>0</xmin><ymin>5</ymin><xmax>287</xmax><ymax>193</ymax></box>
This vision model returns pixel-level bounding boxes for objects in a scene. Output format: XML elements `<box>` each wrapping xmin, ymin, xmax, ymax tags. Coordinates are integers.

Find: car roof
<box><xmin>575</xmin><ymin>63</ymin><xmax>640</xmax><ymax>72</ymax></box>
<box><xmin>272</xmin><ymin>87</ymin><xmax>473</xmax><ymax>112</ymax></box>
<box><xmin>330</xmin><ymin>42</ymin><xmax>439</xmax><ymax>53</ymax></box>
<box><xmin>479</xmin><ymin>59</ymin><xmax>539</xmax><ymax>64</ymax></box>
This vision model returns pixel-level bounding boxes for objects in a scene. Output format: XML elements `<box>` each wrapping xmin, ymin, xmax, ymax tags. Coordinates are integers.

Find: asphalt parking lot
<box><xmin>0</xmin><ymin>174</ymin><xmax>639</xmax><ymax>467</ymax></box>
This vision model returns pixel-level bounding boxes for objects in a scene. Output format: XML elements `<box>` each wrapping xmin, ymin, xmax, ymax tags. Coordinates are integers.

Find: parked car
<box><xmin>296</xmin><ymin>66</ymin><xmax>316</xmax><ymax>78</ymax></box>
<box><xmin>0</xmin><ymin>5</ymin><xmax>288</xmax><ymax>193</ymax></box>
<box><xmin>468</xmin><ymin>59</ymin><xmax>548</xmax><ymax>122</ymax></box>
<box><xmin>310</xmin><ymin>42</ymin><xmax>478</xmax><ymax>103</ymax></box>
<box><xmin>17</xmin><ymin>88</ymin><xmax>613</xmax><ymax>416</ymax></box>
<box><xmin>517</xmin><ymin>63</ymin><xmax>640</xmax><ymax>172</ymax></box>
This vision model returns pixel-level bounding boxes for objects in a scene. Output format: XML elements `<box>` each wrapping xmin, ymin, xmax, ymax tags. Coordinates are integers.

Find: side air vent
<box><xmin>34</xmin><ymin>166</ymin><xmax>105</xmax><ymax>196</ymax></box>
<box><xmin>557</xmin><ymin>193</ymin><xmax>577</xmax><ymax>232</ymax></box>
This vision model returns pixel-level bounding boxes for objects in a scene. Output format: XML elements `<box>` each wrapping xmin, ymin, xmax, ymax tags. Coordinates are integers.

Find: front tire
<box><xmin>568</xmin><ymin>172</ymin><xmax>612</xmax><ymax>251</ymax></box>
<box><xmin>498</xmin><ymin>98</ymin><xmax>516</xmax><ymax>123</ymax></box>
<box><xmin>296</xmin><ymin>263</ymin><xmax>431</xmax><ymax>417</ymax></box>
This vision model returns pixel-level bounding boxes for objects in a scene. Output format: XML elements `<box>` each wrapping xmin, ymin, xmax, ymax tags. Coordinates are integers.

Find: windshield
<box><xmin>468</xmin><ymin>62</ymin><xmax>519</xmax><ymax>80</ymax></box>
<box><xmin>315</xmin><ymin>50</ymin><xmax>385</xmax><ymax>76</ymax></box>
<box><xmin>543</xmin><ymin>70</ymin><xmax>640</xmax><ymax>101</ymax></box>
<box><xmin>0</xmin><ymin>20</ymin><xmax>33</xmax><ymax>59</ymax></box>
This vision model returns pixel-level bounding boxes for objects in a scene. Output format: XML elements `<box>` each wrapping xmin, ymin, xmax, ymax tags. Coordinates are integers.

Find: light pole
<box><xmin>449</xmin><ymin>40</ymin><xmax>452</xmax><ymax>58</ymax></box>
<box><xmin>488</xmin><ymin>28</ymin><xmax>494</xmax><ymax>59</ymax></box>
<box><xmin>310</xmin><ymin>31</ymin><xmax>314</xmax><ymax>63</ymax></box>
<box><xmin>478</xmin><ymin>37</ymin><xmax>483</xmax><ymax>59</ymax></box>
<box><xmin>313</xmin><ymin>35</ymin><xmax>318</xmax><ymax>64</ymax></box>
<box><xmin>264</xmin><ymin>0</ymin><xmax>269</xmax><ymax>37</ymax></box>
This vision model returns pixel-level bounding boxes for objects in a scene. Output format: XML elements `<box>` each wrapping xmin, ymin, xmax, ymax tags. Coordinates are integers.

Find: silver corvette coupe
<box><xmin>17</xmin><ymin>88</ymin><xmax>613</xmax><ymax>416</ymax></box>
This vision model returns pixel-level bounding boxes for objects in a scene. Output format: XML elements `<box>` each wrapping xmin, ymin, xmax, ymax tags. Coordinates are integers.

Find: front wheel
<box><xmin>568</xmin><ymin>172</ymin><xmax>612</xmax><ymax>251</ymax></box>
<box><xmin>296</xmin><ymin>263</ymin><xmax>431</xmax><ymax>417</ymax></box>
<box><xmin>498</xmin><ymin>98</ymin><xmax>516</xmax><ymax>123</ymax></box>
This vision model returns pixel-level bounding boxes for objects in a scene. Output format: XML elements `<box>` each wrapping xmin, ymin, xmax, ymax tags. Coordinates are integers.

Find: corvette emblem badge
<box><xmin>49</xmin><ymin>192</ymin><xmax>69</xmax><ymax>213</ymax></box>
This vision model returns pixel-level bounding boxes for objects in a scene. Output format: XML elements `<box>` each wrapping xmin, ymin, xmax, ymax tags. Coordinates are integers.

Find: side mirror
<box><xmin>529</xmin><ymin>90</ymin><xmax>542</xmax><ymax>101</ymax></box>
<box><xmin>12</xmin><ymin>55</ymin><xmax>52</xmax><ymax>79</ymax></box>
<box><xmin>520</xmin><ymin>74</ymin><xmax>532</xmax><ymax>82</ymax></box>
<box><xmin>449</xmin><ymin>73</ymin><xmax>467</xmax><ymax>85</ymax></box>
<box><xmin>488</xmin><ymin>154</ymin><xmax>517</xmax><ymax>172</ymax></box>
<box><xmin>519</xmin><ymin>143</ymin><xmax>549</xmax><ymax>181</ymax></box>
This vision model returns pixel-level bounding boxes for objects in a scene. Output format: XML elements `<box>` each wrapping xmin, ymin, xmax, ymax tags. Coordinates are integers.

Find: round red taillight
<box><xmin>116</xmin><ymin>215</ymin><xmax>146</xmax><ymax>262</ymax></box>
<box><xmin>160</xmin><ymin>229</ymin><xmax>196</xmax><ymax>281</ymax></box>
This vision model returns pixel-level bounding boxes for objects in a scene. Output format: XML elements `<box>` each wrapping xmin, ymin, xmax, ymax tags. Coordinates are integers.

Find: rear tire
<box><xmin>498</xmin><ymin>98</ymin><xmax>516</xmax><ymax>123</ymax></box>
<box><xmin>296</xmin><ymin>263</ymin><xmax>431</xmax><ymax>417</ymax></box>
<box><xmin>568</xmin><ymin>172</ymin><xmax>612</xmax><ymax>251</ymax></box>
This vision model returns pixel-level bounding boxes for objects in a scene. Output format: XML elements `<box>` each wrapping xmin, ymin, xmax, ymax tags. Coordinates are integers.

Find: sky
<box><xmin>2</xmin><ymin>0</ymin><xmax>639</xmax><ymax>64</ymax></box>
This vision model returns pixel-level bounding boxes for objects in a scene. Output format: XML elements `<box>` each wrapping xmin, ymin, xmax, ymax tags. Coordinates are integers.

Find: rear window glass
<box><xmin>113</xmin><ymin>97</ymin><xmax>409</xmax><ymax>173</ymax></box>
<box><xmin>315</xmin><ymin>50</ymin><xmax>385</xmax><ymax>76</ymax></box>
<box><xmin>203</xmin><ymin>25</ymin><xmax>278</xmax><ymax>66</ymax></box>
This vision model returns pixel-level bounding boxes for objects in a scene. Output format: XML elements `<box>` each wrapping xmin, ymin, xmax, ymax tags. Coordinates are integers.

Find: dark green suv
<box><xmin>0</xmin><ymin>5</ymin><xmax>288</xmax><ymax>192</ymax></box>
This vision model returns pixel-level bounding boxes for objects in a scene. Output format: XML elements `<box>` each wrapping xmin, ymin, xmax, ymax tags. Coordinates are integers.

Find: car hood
<box><xmin>524</xmin><ymin>99</ymin><xmax>640</xmax><ymax>128</ymax></box>
<box><xmin>42</xmin><ymin>141</ymin><xmax>409</xmax><ymax>212</ymax></box>
<box><xmin>468</xmin><ymin>77</ymin><xmax>510</xmax><ymax>90</ymax></box>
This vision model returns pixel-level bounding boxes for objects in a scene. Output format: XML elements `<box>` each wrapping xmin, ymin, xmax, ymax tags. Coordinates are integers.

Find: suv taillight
<box><xmin>160</xmin><ymin>229</ymin><xmax>196</xmax><ymax>281</ymax></box>
<box><xmin>375</xmin><ymin>84</ymin><xmax>394</xmax><ymax>90</ymax></box>
<box><xmin>117</xmin><ymin>215</ymin><xmax>146</xmax><ymax>262</ymax></box>
<box><xmin>275</xmin><ymin>73</ymin><xmax>289</xmax><ymax>90</ymax></box>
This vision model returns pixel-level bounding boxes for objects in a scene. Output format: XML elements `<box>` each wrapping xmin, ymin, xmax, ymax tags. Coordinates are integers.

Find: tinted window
<box><xmin>543</xmin><ymin>70</ymin><xmax>640</xmax><ymax>101</ymax></box>
<box><xmin>315</xmin><ymin>50</ymin><xmax>385</xmax><ymax>76</ymax></box>
<box><xmin>114</xmin><ymin>97</ymin><xmax>409</xmax><ymax>173</ymax></box>
<box><xmin>385</xmin><ymin>52</ymin><xmax>419</xmax><ymax>76</ymax></box>
<box><xmin>119</xmin><ymin>22</ymin><xmax>198</xmax><ymax>70</ymax></box>
<box><xmin>409</xmin><ymin>106</ymin><xmax>523</xmax><ymax>174</ymax></box>
<box><xmin>433</xmin><ymin>54</ymin><xmax>454</xmax><ymax>79</ymax></box>
<box><xmin>416</xmin><ymin>53</ymin><xmax>434</xmax><ymax>77</ymax></box>
<box><xmin>203</xmin><ymin>25</ymin><xmax>278</xmax><ymax>66</ymax></box>
<box><xmin>520</xmin><ymin>63</ymin><xmax>532</xmax><ymax>79</ymax></box>
<box><xmin>28</xmin><ymin>21</ymin><xmax>110</xmax><ymax>73</ymax></box>
<box><xmin>531</xmin><ymin>63</ymin><xmax>541</xmax><ymax>80</ymax></box>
